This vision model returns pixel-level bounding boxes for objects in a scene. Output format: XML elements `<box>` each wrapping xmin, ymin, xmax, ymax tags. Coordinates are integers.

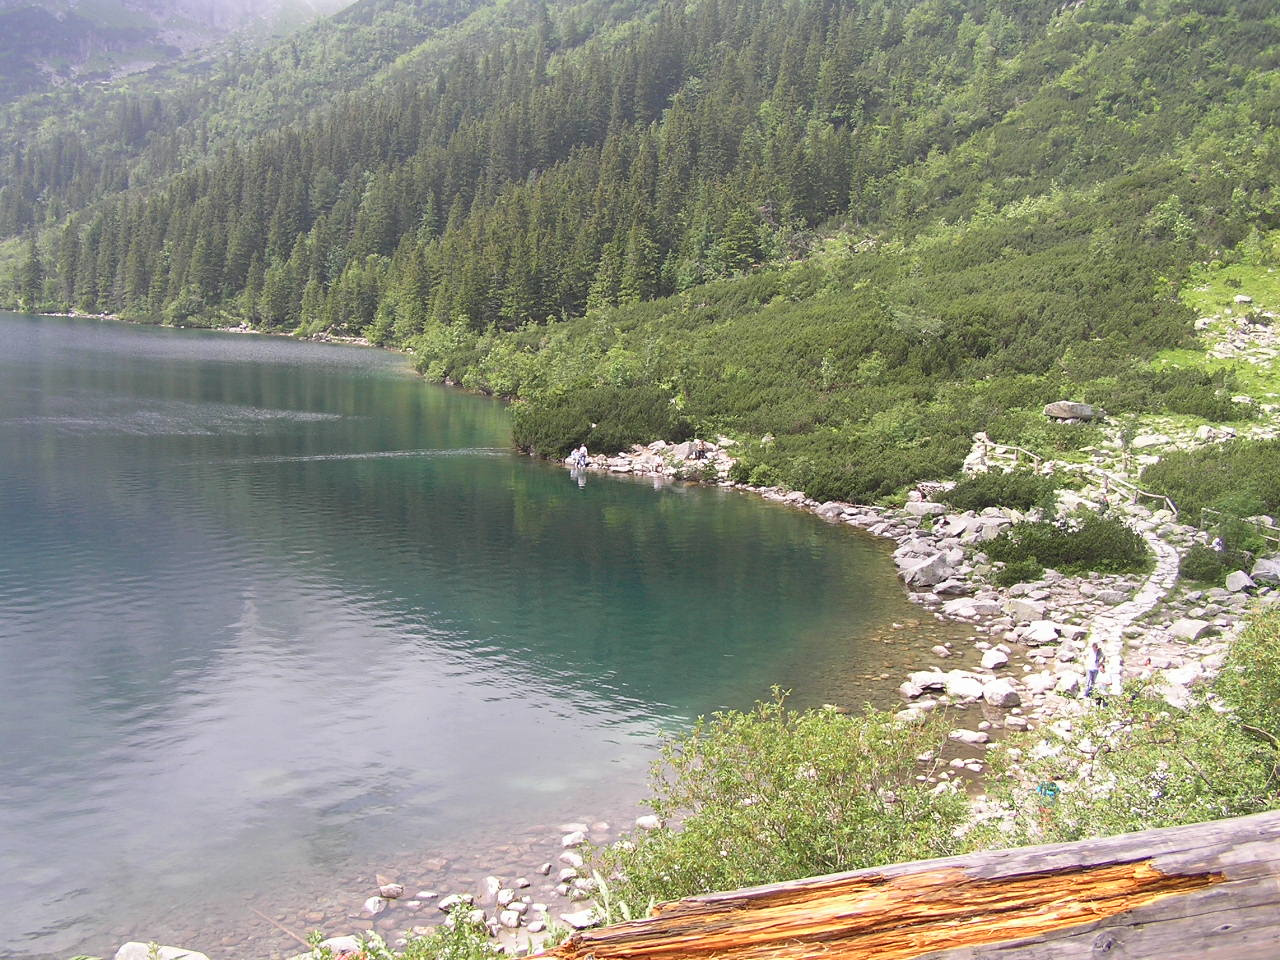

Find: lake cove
<box><xmin>0</xmin><ymin>313</ymin><xmax>967</xmax><ymax>959</ymax></box>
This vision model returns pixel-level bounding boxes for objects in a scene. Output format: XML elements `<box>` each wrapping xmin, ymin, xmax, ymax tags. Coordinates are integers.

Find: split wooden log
<box><xmin>538</xmin><ymin>810</ymin><xmax>1280</xmax><ymax>959</ymax></box>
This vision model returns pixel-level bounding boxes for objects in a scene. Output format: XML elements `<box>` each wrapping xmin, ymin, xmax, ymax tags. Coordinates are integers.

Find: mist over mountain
<box><xmin>0</xmin><ymin>0</ymin><xmax>351</xmax><ymax>101</ymax></box>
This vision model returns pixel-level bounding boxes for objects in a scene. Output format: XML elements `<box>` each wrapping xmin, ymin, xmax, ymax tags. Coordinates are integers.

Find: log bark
<box><xmin>537</xmin><ymin>810</ymin><xmax>1280</xmax><ymax>960</ymax></box>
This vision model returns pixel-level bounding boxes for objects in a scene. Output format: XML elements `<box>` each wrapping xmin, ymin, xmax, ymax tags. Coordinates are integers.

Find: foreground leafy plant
<box><xmin>591</xmin><ymin>692</ymin><xmax>965</xmax><ymax>916</ymax></box>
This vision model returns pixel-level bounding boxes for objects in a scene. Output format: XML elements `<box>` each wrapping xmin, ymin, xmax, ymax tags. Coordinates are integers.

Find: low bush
<box><xmin>986</xmin><ymin>511</ymin><xmax>1149</xmax><ymax>575</ymax></box>
<box><xmin>590</xmin><ymin>693</ymin><xmax>966</xmax><ymax>916</ymax></box>
<box><xmin>511</xmin><ymin>384</ymin><xmax>692</xmax><ymax>459</ymax></box>
<box><xmin>1142</xmin><ymin>440</ymin><xmax>1280</xmax><ymax>525</ymax></box>
<box><xmin>1179</xmin><ymin>544</ymin><xmax>1253</xmax><ymax>586</ymax></box>
<box><xmin>941</xmin><ymin>470</ymin><xmax>1058</xmax><ymax>512</ymax></box>
<box><xmin>994</xmin><ymin>557</ymin><xmax>1045</xmax><ymax>586</ymax></box>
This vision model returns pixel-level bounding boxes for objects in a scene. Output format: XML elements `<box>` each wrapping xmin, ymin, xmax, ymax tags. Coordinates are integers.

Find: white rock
<box><xmin>497</xmin><ymin>888</ymin><xmax>516</xmax><ymax>907</ymax></box>
<box><xmin>559</xmin><ymin>850</ymin><xmax>584</xmax><ymax>868</ymax></box>
<box><xmin>115</xmin><ymin>946</ymin><xmax>211</xmax><ymax>960</ymax></box>
<box><xmin>560</xmin><ymin>909</ymin><xmax>601</xmax><ymax>930</ymax></box>
<box><xmin>483</xmin><ymin>876</ymin><xmax>503</xmax><ymax>898</ymax></box>
<box><xmin>363</xmin><ymin>896</ymin><xmax>389</xmax><ymax>916</ymax></box>
<box><xmin>949</xmin><ymin>728</ymin><xmax>990</xmax><ymax>745</ymax></box>
<box><xmin>1024</xmin><ymin>620</ymin><xmax>1060</xmax><ymax>645</ymax></box>
<box><xmin>983</xmin><ymin>678</ymin><xmax>1022</xmax><ymax>708</ymax></box>
<box><xmin>904</xmin><ymin>501</ymin><xmax>946</xmax><ymax>517</ymax></box>
<box><xmin>1131</xmin><ymin>433</ymin><xmax>1172</xmax><ymax>449</ymax></box>
<box><xmin>1235</xmin><ymin>294</ymin><xmax>1254</xmax><ymax>304</ymax></box>
<box><xmin>981</xmin><ymin>648</ymin><xmax>1009</xmax><ymax>669</ymax></box>
<box><xmin>499</xmin><ymin>909</ymin><xmax>521</xmax><ymax>928</ymax></box>
<box><xmin>558</xmin><ymin>867</ymin><xmax>579</xmax><ymax>882</ymax></box>
<box><xmin>379</xmin><ymin>883</ymin><xmax>405</xmax><ymax>899</ymax></box>
<box><xmin>1226</xmin><ymin>570</ymin><xmax>1256</xmax><ymax>593</ymax></box>
<box><xmin>561</xmin><ymin>830</ymin><xmax>587</xmax><ymax>847</ymax></box>
<box><xmin>1170</xmin><ymin>618</ymin><xmax>1212</xmax><ymax>641</ymax></box>
<box><xmin>635</xmin><ymin>815</ymin><xmax>662</xmax><ymax>830</ymax></box>
<box><xmin>944</xmin><ymin>672</ymin><xmax>985</xmax><ymax>701</ymax></box>
<box><xmin>1055</xmin><ymin>671</ymin><xmax>1083</xmax><ymax>695</ymax></box>
<box><xmin>1004</xmin><ymin>597</ymin><xmax>1046</xmax><ymax>621</ymax></box>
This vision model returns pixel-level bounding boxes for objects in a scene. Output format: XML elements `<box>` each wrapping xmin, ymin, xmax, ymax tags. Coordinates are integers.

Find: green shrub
<box><xmin>590</xmin><ymin>693</ymin><xmax>966</xmax><ymax>915</ymax></box>
<box><xmin>941</xmin><ymin>470</ymin><xmax>1058</xmax><ymax>512</ymax></box>
<box><xmin>986</xmin><ymin>511</ymin><xmax>1149</xmax><ymax>575</ymax></box>
<box><xmin>1179</xmin><ymin>544</ymin><xmax>1252</xmax><ymax>586</ymax></box>
<box><xmin>511</xmin><ymin>384</ymin><xmax>692</xmax><ymax>459</ymax></box>
<box><xmin>976</xmin><ymin>687</ymin><xmax>1280</xmax><ymax>846</ymax></box>
<box><xmin>994</xmin><ymin>558</ymin><xmax>1045</xmax><ymax>586</ymax></box>
<box><xmin>1142</xmin><ymin>440</ymin><xmax>1280</xmax><ymax>523</ymax></box>
<box><xmin>1216</xmin><ymin>607</ymin><xmax>1280</xmax><ymax>743</ymax></box>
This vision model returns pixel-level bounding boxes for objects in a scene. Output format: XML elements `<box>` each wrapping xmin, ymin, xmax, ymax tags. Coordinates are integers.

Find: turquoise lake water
<box><xmin>0</xmin><ymin>312</ymin><xmax>949</xmax><ymax>957</ymax></box>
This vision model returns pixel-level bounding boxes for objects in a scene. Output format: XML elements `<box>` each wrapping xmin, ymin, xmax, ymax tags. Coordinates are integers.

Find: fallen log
<box><xmin>538</xmin><ymin>810</ymin><xmax>1280</xmax><ymax>959</ymax></box>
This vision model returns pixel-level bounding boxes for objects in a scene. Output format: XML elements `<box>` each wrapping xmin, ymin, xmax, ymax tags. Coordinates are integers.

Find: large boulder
<box><xmin>1225</xmin><ymin>570</ymin><xmax>1256</xmax><ymax>593</ymax></box>
<box><xmin>1043</xmin><ymin>400</ymin><xmax>1104</xmax><ymax>421</ymax></box>
<box><xmin>904</xmin><ymin>501</ymin><xmax>946</xmax><ymax>517</ymax></box>
<box><xmin>1170</xmin><ymin>618</ymin><xmax>1213</xmax><ymax>641</ymax></box>
<box><xmin>944</xmin><ymin>671</ymin><xmax>986</xmax><ymax>701</ymax></box>
<box><xmin>1251</xmin><ymin>555</ymin><xmax>1280</xmax><ymax>584</ymax></box>
<box><xmin>901</xmin><ymin>553</ymin><xmax>953</xmax><ymax>588</ymax></box>
<box><xmin>983</xmin><ymin>678</ymin><xmax>1022</xmax><ymax>708</ymax></box>
<box><xmin>1004</xmin><ymin>597</ymin><xmax>1046</xmax><ymax>621</ymax></box>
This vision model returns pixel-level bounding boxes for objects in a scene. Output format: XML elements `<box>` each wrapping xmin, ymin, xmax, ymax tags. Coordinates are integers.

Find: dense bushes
<box><xmin>1179</xmin><ymin>545</ymin><xmax>1254</xmax><ymax>586</ymax></box>
<box><xmin>589</xmin><ymin>694</ymin><xmax>966</xmax><ymax>916</ymax></box>
<box><xmin>510</xmin><ymin>384</ymin><xmax>691</xmax><ymax>459</ymax></box>
<box><xmin>941</xmin><ymin>470</ymin><xmax>1059</xmax><ymax>513</ymax></box>
<box><xmin>1142</xmin><ymin>440</ymin><xmax>1280</xmax><ymax>529</ymax></box>
<box><xmin>986</xmin><ymin>511</ymin><xmax>1149</xmax><ymax>575</ymax></box>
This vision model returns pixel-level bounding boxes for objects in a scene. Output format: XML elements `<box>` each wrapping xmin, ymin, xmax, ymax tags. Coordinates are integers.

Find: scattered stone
<box><xmin>559</xmin><ymin>850</ymin><xmax>585</xmax><ymax>869</ymax></box>
<box><xmin>363</xmin><ymin>896</ymin><xmax>389</xmax><ymax>916</ymax></box>
<box><xmin>635</xmin><ymin>815</ymin><xmax>662</xmax><ymax>831</ymax></box>
<box><xmin>561</xmin><ymin>830</ymin><xmax>587</xmax><ymax>848</ymax></box>
<box><xmin>560</xmin><ymin>909</ymin><xmax>601</xmax><ymax>930</ymax></box>
<box><xmin>379</xmin><ymin>883</ymin><xmax>405</xmax><ymax>899</ymax></box>
<box><xmin>1170</xmin><ymin>618</ymin><xmax>1213</xmax><ymax>641</ymax></box>
<box><xmin>949</xmin><ymin>728</ymin><xmax>990</xmax><ymax>745</ymax></box>
<box><xmin>115</xmin><ymin>945</ymin><xmax>211</xmax><ymax>960</ymax></box>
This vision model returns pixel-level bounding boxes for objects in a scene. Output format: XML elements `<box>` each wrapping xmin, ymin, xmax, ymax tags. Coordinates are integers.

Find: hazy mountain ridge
<box><xmin>0</xmin><ymin>0</ymin><xmax>351</xmax><ymax>101</ymax></box>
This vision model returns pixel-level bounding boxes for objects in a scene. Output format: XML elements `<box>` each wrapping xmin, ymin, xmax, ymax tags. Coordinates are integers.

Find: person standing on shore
<box><xmin>1084</xmin><ymin>641</ymin><xmax>1104</xmax><ymax>698</ymax></box>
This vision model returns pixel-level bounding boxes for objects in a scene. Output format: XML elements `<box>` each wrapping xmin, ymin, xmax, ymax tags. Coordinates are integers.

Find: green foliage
<box><xmin>1216</xmin><ymin>608</ymin><xmax>1280</xmax><ymax>746</ymax></box>
<box><xmin>986</xmin><ymin>511</ymin><xmax>1149</xmax><ymax>576</ymax></box>
<box><xmin>1142</xmin><ymin>440</ymin><xmax>1280</xmax><ymax>529</ymax></box>
<box><xmin>993</xmin><ymin>557</ymin><xmax>1045</xmax><ymax>587</ymax></box>
<box><xmin>1178</xmin><ymin>545</ymin><xmax>1252</xmax><ymax>586</ymax></box>
<box><xmin>590</xmin><ymin>692</ymin><xmax>967</xmax><ymax>914</ymax></box>
<box><xmin>314</xmin><ymin>915</ymin><xmax>503</xmax><ymax>960</ymax></box>
<box><xmin>941</xmin><ymin>470</ymin><xmax>1058</xmax><ymax>513</ymax></box>
<box><xmin>977</xmin><ymin>686</ymin><xmax>1280</xmax><ymax>847</ymax></box>
<box><xmin>511</xmin><ymin>384</ymin><xmax>691</xmax><ymax>459</ymax></box>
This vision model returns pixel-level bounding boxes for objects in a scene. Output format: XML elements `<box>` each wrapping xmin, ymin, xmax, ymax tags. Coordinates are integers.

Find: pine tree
<box><xmin>17</xmin><ymin>236</ymin><xmax>44</xmax><ymax>311</ymax></box>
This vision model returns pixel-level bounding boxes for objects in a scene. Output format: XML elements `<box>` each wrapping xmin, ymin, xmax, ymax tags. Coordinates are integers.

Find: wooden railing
<box><xmin>1201</xmin><ymin>507</ymin><xmax>1280</xmax><ymax>547</ymax></box>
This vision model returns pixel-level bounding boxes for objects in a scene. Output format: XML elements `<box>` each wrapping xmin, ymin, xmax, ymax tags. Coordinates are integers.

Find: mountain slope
<box><xmin>3</xmin><ymin>0</ymin><xmax>1278</xmax><ymax>501</ymax></box>
<box><xmin>0</xmin><ymin>0</ymin><xmax>352</xmax><ymax>102</ymax></box>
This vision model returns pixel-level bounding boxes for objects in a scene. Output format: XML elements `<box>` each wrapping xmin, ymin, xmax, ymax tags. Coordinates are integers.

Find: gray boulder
<box><xmin>901</xmin><ymin>553</ymin><xmax>953</xmax><ymax>588</ymax></box>
<box><xmin>1170</xmin><ymin>618</ymin><xmax>1212</xmax><ymax>641</ymax></box>
<box><xmin>904</xmin><ymin>501</ymin><xmax>947</xmax><ymax>517</ymax></box>
<box><xmin>1225</xmin><ymin>570</ymin><xmax>1256</xmax><ymax>593</ymax></box>
<box><xmin>1043</xmin><ymin>400</ymin><xmax>1104</xmax><ymax>421</ymax></box>
<box><xmin>983</xmin><ymin>678</ymin><xmax>1022</xmax><ymax>708</ymax></box>
<box><xmin>1251</xmin><ymin>555</ymin><xmax>1280</xmax><ymax>584</ymax></box>
<box><xmin>1004</xmin><ymin>597</ymin><xmax>1046</xmax><ymax>621</ymax></box>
